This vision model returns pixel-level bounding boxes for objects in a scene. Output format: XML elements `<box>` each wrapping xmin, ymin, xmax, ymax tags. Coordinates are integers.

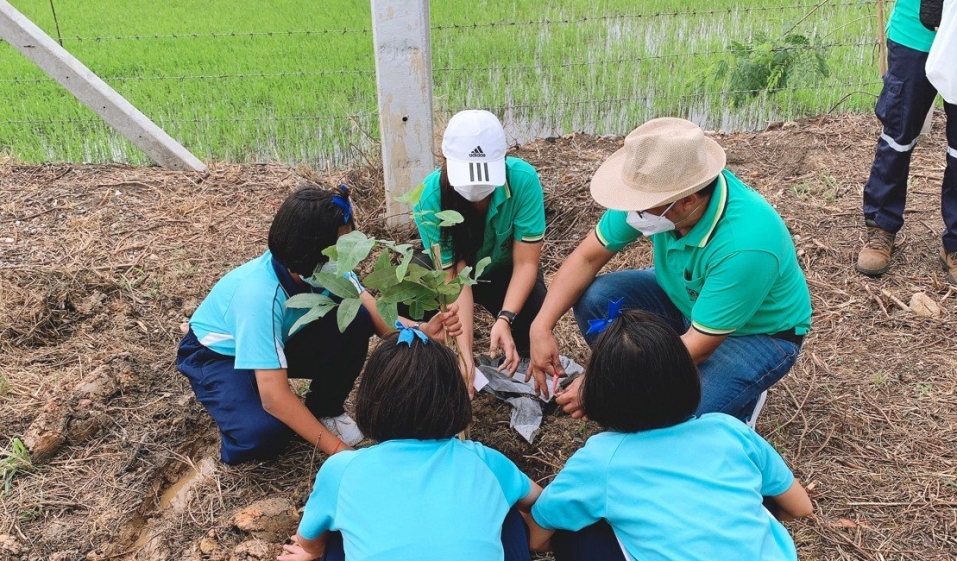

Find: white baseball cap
<box><xmin>441</xmin><ymin>110</ymin><xmax>507</xmax><ymax>187</ymax></box>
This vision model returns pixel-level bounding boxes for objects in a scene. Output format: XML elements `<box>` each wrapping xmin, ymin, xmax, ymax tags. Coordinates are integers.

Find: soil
<box><xmin>2</xmin><ymin>112</ymin><xmax>956</xmax><ymax>561</ymax></box>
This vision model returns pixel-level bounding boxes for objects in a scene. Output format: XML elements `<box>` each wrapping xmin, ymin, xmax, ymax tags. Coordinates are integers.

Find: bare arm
<box><xmin>680</xmin><ymin>328</ymin><xmax>727</xmax><ymax>364</ymax></box>
<box><xmin>490</xmin><ymin>241</ymin><xmax>543</xmax><ymax>375</ymax></box>
<box><xmin>360</xmin><ymin>291</ymin><xmax>463</xmax><ymax>339</ymax></box>
<box><xmin>255</xmin><ymin>369</ymin><xmax>348</xmax><ymax>455</ymax></box>
<box><xmin>528</xmin><ymin>232</ymin><xmax>615</xmax><ymax>394</ymax></box>
<box><xmin>769</xmin><ymin>480</ymin><xmax>813</xmax><ymax>521</ymax></box>
<box><xmin>515</xmin><ymin>481</ymin><xmax>554</xmax><ymax>551</ymax></box>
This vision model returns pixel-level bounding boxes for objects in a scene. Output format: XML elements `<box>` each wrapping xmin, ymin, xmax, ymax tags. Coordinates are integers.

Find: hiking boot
<box><xmin>856</xmin><ymin>220</ymin><xmax>896</xmax><ymax>276</ymax></box>
<box><xmin>941</xmin><ymin>248</ymin><xmax>957</xmax><ymax>286</ymax></box>
<box><xmin>320</xmin><ymin>413</ymin><xmax>364</xmax><ymax>446</ymax></box>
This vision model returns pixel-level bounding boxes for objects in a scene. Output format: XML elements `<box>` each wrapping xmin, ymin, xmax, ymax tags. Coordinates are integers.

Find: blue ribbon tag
<box><xmin>395</xmin><ymin>320</ymin><xmax>429</xmax><ymax>346</ymax></box>
<box><xmin>586</xmin><ymin>297</ymin><xmax>625</xmax><ymax>335</ymax></box>
<box><xmin>332</xmin><ymin>184</ymin><xmax>352</xmax><ymax>224</ymax></box>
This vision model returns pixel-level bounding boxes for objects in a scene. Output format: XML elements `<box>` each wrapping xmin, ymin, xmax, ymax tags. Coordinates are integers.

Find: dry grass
<box><xmin>1</xmin><ymin>112</ymin><xmax>956</xmax><ymax>560</ymax></box>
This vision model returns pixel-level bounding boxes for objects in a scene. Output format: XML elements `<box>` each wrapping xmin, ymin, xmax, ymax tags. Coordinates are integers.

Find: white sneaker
<box><xmin>320</xmin><ymin>413</ymin><xmax>364</xmax><ymax>446</ymax></box>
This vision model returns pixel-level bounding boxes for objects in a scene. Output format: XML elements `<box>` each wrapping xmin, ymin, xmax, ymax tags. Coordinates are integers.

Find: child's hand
<box><xmin>277</xmin><ymin>534</ymin><xmax>324</xmax><ymax>561</ymax></box>
<box><xmin>422</xmin><ymin>303</ymin><xmax>463</xmax><ymax>339</ymax></box>
<box><xmin>277</xmin><ymin>541</ymin><xmax>317</xmax><ymax>561</ymax></box>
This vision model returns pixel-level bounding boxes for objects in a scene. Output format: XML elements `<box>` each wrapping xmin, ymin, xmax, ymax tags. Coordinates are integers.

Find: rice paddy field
<box><xmin>0</xmin><ymin>0</ymin><xmax>888</xmax><ymax>166</ymax></box>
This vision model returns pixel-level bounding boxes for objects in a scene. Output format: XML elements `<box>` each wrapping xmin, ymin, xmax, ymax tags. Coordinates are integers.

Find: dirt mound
<box><xmin>2</xmin><ymin>113</ymin><xmax>956</xmax><ymax>560</ymax></box>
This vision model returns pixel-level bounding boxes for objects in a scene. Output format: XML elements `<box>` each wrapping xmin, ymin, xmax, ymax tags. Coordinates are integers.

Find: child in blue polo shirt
<box><xmin>529</xmin><ymin>310</ymin><xmax>813</xmax><ymax>561</ymax></box>
<box><xmin>278</xmin><ymin>327</ymin><xmax>542</xmax><ymax>561</ymax></box>
<box><xmin>177</xmin><ymin>185</ymin><xmax>461</xmax><ymax>464</ymax></box>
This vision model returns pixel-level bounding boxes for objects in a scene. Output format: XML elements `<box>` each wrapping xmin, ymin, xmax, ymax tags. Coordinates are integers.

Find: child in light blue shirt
<box><xmin>279</xmin><ymin>327</ymin><xmax>542</xmax><ymax>561</ymax></box>
<box><xmin>529</xmin><ymin>310</ymin><xmax>813</xmax><ymax>561</ymax></box>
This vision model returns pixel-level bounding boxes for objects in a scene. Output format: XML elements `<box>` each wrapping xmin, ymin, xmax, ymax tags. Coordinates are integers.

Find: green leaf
<box><xmin>395</xmin><ymin>182</ymin><xmax>425</xmax><ymax>206</ymax></box>
<box><xmin>334</xmin><ymin>230</ymin><xmax>377</xmax><ymax>274</ymax></box>
<box><xmin>437</xmin><ymin>282</ymin><xmax>462</xmax><ymax>299</ymax></box>
<box><xmin>434</xmin><ymin>210</ymin><xmax>464</xmax><ymax>227</ymax></box>
<box><xmin>321</xmin><ymin>245</ymin><xmax>338</xmax><ymax>261</ymax></box>
<box><xmin>409</xmin><ymin>300</ymin><xmax>424</xmax><ymax>320</ymax></box>
<box><xmin>289</xmin><ymin>302</ymin><xmax>337</xmax><ymax>335</ymax></box>
<box><xmin>380</xmin><ymin>281</ymin><xmax>436</xmax><ymax>304</ymax></box>
<box><xmin>376</xmin><ymin>299</ymin><xmax>399</xmax><ymax>329</ymax></box>
<box><xmin>364</xmin><ymin>252</ymin><xmax>402</xmax><ymax>291</ymax></box>
<box><xmin>474</xmin><ymin>257</ymin><xmax>492</xmax><ymax>279</ymax></box>
<box><xmin>310</xmin><ymin>272</ymin><xmax>360</xmax><ymax>299</ymax></box>
<box><xmin>336</xmin><ymin>297</ymin><xmax>363</xmax><ymax>333</ymax></box>
<box><xmin>395</xmin><ymin>250</ymin><xmax>415</xmax><ymax>281</ymax></box>
<box><xmin>285</xmin><ymin>292</ymin><xmax>337</xmax><ymax>310</ymax></box>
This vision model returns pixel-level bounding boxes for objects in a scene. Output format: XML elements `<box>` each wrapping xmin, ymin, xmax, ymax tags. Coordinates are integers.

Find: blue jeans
<box><xmin>573</xmin><ymin>269</ymin><xmax>802</xmax><ymax>422</ymax></box>
<box><xmin>176</xmin><ymin>308</ymin><xmax>374</xmax><ymax>464</ymax></box>
<box><xmin>318</xmin><ymin>506</ymin><xmax>531</xmax><ymax>561</ymax></box>
<box><xmin>864</xmin><ymin>39</ymin><xmax>957</xmax><ymax>252</ymax></box>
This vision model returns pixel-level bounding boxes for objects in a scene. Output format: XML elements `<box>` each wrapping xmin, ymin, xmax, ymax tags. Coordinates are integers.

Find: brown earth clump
<box><xmin>1</xmin><ymin>112</ymin><xmax>956</xmax><ymax>560</ymax></box>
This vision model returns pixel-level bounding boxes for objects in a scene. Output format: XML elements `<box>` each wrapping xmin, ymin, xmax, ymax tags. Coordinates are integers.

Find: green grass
<box><xmin>0</xmin><ymin>0</ymin><xmax>887</xmax><ymax>166</ymax></box>
<box><xmin>1</xmin><ymin>438</ymin><xmax>32</xmax><ymax>495</ymax></box>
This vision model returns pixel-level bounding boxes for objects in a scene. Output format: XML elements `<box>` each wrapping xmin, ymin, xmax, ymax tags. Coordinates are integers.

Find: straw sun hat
<box><xmin>590</xmin><ymin>118</ymin><xmax>727</xmax><ymax>211</ymax></box>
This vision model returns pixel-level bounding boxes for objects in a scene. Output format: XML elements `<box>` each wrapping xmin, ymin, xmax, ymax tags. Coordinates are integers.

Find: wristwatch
<box><xmin>496</xmin><ymin>310</ymin><xmax>517</xmax><ymax>325</ymax></box>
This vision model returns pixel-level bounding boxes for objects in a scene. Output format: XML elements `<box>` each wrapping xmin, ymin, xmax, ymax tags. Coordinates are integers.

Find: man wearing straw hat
<box><xmin>528</xmin><ymin>118</ymin><xmax>812</xmax><ymax>424</ymax></box>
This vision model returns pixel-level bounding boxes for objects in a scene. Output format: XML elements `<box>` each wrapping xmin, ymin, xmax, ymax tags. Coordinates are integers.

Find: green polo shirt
<box><xmin>888</xmin><ymin>0</ymin><xmax>936</xmax><ymax>53</ymax></box>
<box><xmin>595</xmin><ymin>170</ymin><xmax>811</xmax><ymax>337</ymax></box>
<box><xmin>414</xmin><ymin>156</ymin><xmax>546</xmax><ymax>274</ymax></box>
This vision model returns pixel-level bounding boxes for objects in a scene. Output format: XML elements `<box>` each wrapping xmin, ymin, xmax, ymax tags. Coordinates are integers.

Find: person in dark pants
<box><xmin>857</xmin><ymin>0</ymin><xmax>957</xmax><ymax>284</ymax></box>
<box><xmin>412</xmin><ymin>109</ymin><xmax>548</xmax><ymax>383</ymax></box>
<box><xmin>177</xmin><ymin>185</ymin><xmax>461</xmax><ymax>464</ymax></box>
<box><xmin>279</xmin><ymin>328</ymin><xmax>542</xmax><ymax>561</ymax></box>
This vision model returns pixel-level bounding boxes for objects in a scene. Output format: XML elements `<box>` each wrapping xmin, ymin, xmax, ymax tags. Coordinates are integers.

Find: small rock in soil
<box><xmin>23</xmin><ymin>400</ymin><xmax>68</xmax><ymax>463</ymax></box>
<box><xmin>233</xmin><ymin>498</ymin><xmax>298</xmax><ymax>540</ymax></box>
<box><xmin>230</xmin><ymin>539</ymin><xmax>272</xmax><ymax>560</ymax></box>
<box><xmin>0</xmin><ymin>534</ymin><xmax>23</xmax><ymax>555</ymax></box>
<box><xmin>909</xmin><ymin>292</ymin><xmax>941</xmax><ymax>317</ymax></box>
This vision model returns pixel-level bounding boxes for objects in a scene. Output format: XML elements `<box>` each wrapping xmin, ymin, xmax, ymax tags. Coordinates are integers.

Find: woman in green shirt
<box><xmin>413</xmin><ymin>110</ymin><xmax>547</xmax><ymax>382</ymax></box>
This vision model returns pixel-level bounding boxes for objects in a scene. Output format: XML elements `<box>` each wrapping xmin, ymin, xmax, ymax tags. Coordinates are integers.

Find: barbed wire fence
<box><xmin>0</xmin><ymin>1</ymin><xmax>887</xmax><ymax>167</ymax></box>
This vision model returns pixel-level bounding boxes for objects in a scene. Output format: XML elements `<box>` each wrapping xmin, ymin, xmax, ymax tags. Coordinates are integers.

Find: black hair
<box><xmin>696</xmin><ymin>174</ymin><xmax>720</xmax><ymax>198</ymax></box>
<box><xmin>581</xmin><ymin>310</ymin><xmax>701</xmax><ymax>432</ymax></box>
<box><xmin>439</xmin><ymin>161</ymin><xmax>487</xmax><ymax>267</ymax></box>
<box><xmin>354</xmin><ymin>333</ymin><xmax>471</xmax><ymax>441</ymax></box>
<box><xmin>267</xmin><ymin>184</ymin><xmax>354</xmax><ymax>276</ymax></box>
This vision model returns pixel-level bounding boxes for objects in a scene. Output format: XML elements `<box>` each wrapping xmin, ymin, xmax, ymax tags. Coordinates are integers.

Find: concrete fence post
<box><xmin>371</xmin><ymin>0</ymin><xmax>435</xmax><ymax>226</ymax></box>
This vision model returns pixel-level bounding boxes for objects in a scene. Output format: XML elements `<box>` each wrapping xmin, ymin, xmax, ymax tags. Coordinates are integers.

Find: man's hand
<box><xmin>555</xmin><ymin>375</ymin><xmax>587</xmax><ymax>419</ymax></box>
<box><xmin>422</xmin><ymin>303</ymin><xmax>463</xmax><ymax>339</ymax></box>
<box><xmin>527</xmin><ymin>325</ymin><xmax>564</xmax><ymax>398</ymax></box>
<box><xmin>489</xmin><ymin>319</ymin><xmax>520</xmax><ymax>377</ymax></box>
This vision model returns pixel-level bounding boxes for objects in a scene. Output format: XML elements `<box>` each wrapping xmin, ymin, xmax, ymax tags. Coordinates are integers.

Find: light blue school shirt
<box><xmin>532</xmin><ymin>413</ymin><xmax>798</xmax><ymax>561</ymax></box>
<box><xmin>298</xmin><ymin>438</ymin><xmax>532</xmax><ymax>561</ymax></box>
<box><xmin>887</xmin><ymin>0</ymin><xmax>936</xmax><ymax>53</ymax></box>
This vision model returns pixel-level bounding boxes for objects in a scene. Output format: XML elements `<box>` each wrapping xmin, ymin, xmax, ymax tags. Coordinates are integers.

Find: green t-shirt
<box><xmin>595</xmin><ymin>170</ymin><xmax>811</xmax><ymax>337</ymax></box>
<box><xmin>888</xmin><ymin>0</ymin><xmax>936</xmax><ymax>52</ymax></box>
<box><xmin>414</xmin><ymin>156</ymin><xmax>546</xmax><ymax>274</ymax></box>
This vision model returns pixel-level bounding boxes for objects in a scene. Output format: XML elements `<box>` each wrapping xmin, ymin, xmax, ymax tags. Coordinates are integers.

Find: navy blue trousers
<box><xmin>318</xmin><ymin>506</ymin><xmax>532</xmax><ymax>561</ymax></box>
<box><xmin>551</xmin><ymin>520</ymin><xmax>627</xmax><ymax>561</ymax></box>
<box><xmin>176</xmin><ymin>308</ymin><xmax>374</xmax><ymax>464</ymax></box>
<box><xmin>864</xmin><ymin>39</ymin><xmax>957</xmax><ymax>252</ymax></box>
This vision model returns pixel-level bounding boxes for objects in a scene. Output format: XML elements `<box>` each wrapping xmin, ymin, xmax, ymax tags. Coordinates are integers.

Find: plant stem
<box><xmin>431</xmin><ymin>243</ymin><xmax>472</xmax><ymax>440</ymax></box>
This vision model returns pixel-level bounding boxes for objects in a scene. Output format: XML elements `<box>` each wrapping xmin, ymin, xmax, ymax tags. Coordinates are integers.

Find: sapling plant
<box><xmin>286</xmin><ymin>194</ymin><xmax>490</xmax><ymax>390</ymax></box>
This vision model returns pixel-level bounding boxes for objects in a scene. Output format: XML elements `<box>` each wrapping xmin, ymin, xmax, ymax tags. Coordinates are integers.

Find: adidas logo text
<box><xmin>469</xmin><ymin>146</ymin><xmax>485</xmax><ymax>158</ymax></box>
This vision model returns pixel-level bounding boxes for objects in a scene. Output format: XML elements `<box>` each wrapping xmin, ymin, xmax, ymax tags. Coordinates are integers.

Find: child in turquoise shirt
<box><xmin>529</xmin><ymin>310</ymin><xmax>813</xmax><ymax>561</ymax></box>
<box><xmin>279</xmin><ymin>327</ymin><xmax>543</xmax><ymax>561</ymax></box>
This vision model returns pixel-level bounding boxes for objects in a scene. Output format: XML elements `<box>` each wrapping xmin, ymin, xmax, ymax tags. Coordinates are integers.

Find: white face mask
<box><xmin>453</xmin><ymin>184</ymin><xmax>497</xmax><ymax>202</ymax></box>
<box><xmin>625</xmin><ymin>201</ymin><xmax>677</xmax><ymax>236</ymax></box>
